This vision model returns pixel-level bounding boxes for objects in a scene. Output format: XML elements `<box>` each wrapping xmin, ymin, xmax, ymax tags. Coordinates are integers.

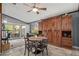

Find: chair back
<box><xmin>24</xmin><ymin>33</ymin><xmax>29</xmax><ymax>45</ymax></box>
<box><xmin>42</xmin><ymin>39</ymin><xmax>48</xmax><ymax>46</ymax></box>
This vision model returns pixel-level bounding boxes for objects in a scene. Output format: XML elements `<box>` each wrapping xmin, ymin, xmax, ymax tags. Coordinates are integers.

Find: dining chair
<box><xmin>24</xmin><ymin>37</ymin><xmax>43</xmax><ymax>56</ymax></box>
<box><xmin>24</xmin><ymin>37</ymin><xmax>33</xmax><ymax>56</ymax></box>
<box><xmin>24</xmin><ymin>33</ymin><xmax>48</xmax><ymax>56</ymax></box>
<box><xmin>37</xmin><ymin>39</ymin><xmax>48</xmax><ymax>56</ymax></box>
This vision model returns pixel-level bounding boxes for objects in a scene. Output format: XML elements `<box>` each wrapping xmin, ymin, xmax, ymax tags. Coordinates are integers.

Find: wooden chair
<box><xmin>24</xmin><ymin>33</ymin><xmax>48</xmax><ymax>56</ymax></box>
<box><xmin>24</xmin><ymin>37</ymin><xmax>33</xmax><ymax>56</ymax></box>
<box><xmin>37</xmin><ymin>39</ymin><xmax>48</xmax><ymax>56</ymax></box>
<box><xmin>24</xmin><ymin>37</ymin><xmax>42</xmax><ymax>56</ymax></box>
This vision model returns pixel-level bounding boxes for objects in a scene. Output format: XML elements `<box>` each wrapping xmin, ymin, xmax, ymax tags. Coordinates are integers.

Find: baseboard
<box><xmin>72</xmin><ymin>46</ymin><xmax>79</xmax><ymax>49</ymax></box>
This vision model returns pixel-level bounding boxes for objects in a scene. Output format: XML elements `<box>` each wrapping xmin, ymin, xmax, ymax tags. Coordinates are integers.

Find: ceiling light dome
<box><xmin>3</xmin><ymin>20</ymin><xmax>7</xmax><ymax>23</ymax></box>
<box><xmin>32</xmin><ymin>8</ymin><xmax>38</xmax><ymax>12</ymax></box>
<box><xmin>22</xmin><ymin>26</ymin><xmax>26</xmax><ymax>29</ymax></box>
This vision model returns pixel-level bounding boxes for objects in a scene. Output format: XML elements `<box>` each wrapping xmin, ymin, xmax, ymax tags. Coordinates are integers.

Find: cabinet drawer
<box><xmin>62</xmin><ymin>39</ymin><xmax>72</xmax><ymax>48</ymax></box>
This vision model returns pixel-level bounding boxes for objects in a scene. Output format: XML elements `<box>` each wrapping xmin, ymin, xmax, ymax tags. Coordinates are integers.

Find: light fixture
<box><xmin>62</xmin><ymin>13</ymin><xmax>68</xmax><ymax>17</ymax></box>
<box><xmin>22</xmin><ymin>26</ymin><xmax>26</xmax><ymax>29</ymax></box>
<box><xmin>3</xmin><ymin>20</ymin><xmax>7</xmax><ymax>23</ymax></box>
<box><xmin>65</xmin><ymin>13</ymin><xmax>68</xmax><ymax>16</ymax></box>
<box><xmin>15</xmin><ymin>25</ymin><xmax>20</xmax><ymax>29</ymax></box>
<box><xmin>32</xmin><ymin>8</ymin><xmax>38</xmax><ymax>12</ymax></box>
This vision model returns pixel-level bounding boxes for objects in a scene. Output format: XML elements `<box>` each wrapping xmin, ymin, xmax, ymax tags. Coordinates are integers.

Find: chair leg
<box><xmin>46</xmin><ymin>47</ymin><xmax>48</xmax><ymax>56</ymax></box>
<box><xmin>24</xmin><ymin>46</ymin><xmax>26</xmax><ymax>56</ymax></box>
<box><xmin>28</xmin><ymin>48</ymin><xmax>30</xmax><ymax>56</ymax></box>
<box><xmin>42</xmin><ymin>50</ymin><xmax>44</xmax><ymax>56</ymax></box>
<box><xmin>34</xmin><ymin>46</ymin><xmax>37</xmax><ymax>56</ymax></box>
<box><xmin>35</xmin><ymin>50</ymin><xmax>37</xmax><ymax>56</ymax></box>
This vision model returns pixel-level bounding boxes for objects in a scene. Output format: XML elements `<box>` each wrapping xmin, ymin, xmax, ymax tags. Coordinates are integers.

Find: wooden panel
<box><xmin>62</xmin><ymin>15</ymin><xmax>72</xmax><ymax>31</ymax></box>
<box><xmin>61</xmin><ymin>15</ymin><xmax>72</xmax><ymax>48</ymax></box>
<box><xmin>55</xmin><ymin>16</ymin><xmax>61</xmax><ymax>30</ymax></box>
<box><xmin>52</xmin><ymin>30</ymin><xmax>61</xmax><ymax>47</ymax></box>
<box><xmin>0</xmin><ymin>4</ymin><xmax>2</xmax><ymax>13</ymax></box>
<box><xmin>51</xmin><ymin>16</ymin><xmax>62</xmax><ymax>47</ymax></box>
<box><xmin>62</xmin><ymin>38</ymin><xmax>72</xmax><ymax>48</ymax></box>
<box><xmin>47</xmin><ymin>30</ymin><xmax>52</xmax><ymax>44</ymax></box>
<box><xmin>47</xmin><ymin>19</ymin><xmax>52</xmax><ymax>30</ymax></box>
<box><xmin>0</xmin><ymin>3</ymin><xmax>2</xmax><ymax>52</ymax></box>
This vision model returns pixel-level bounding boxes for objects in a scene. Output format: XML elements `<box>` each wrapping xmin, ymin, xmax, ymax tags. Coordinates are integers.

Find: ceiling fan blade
<box><xmin>36</xmin><ymin>11</ymin><xmax>39</xmax><ymax>14</ymax></box>
<box><xmin>24</xmin><ymin>3</ymin><xmax>33</xmax><ymax>8</ymax></box>
<box><xmin>38</xmin><ymin>8</ymin><xmax>47</xmax><ymax>10</ymax></box>
<box><xmin>12</xmin><ymin>3</ymin><xmax>16</xmax><ymax>5</ymax></box>
<box><xmin>27</xmin><ymin>10</ymin><xmax>32</xmax><ymax>12</ymax></box>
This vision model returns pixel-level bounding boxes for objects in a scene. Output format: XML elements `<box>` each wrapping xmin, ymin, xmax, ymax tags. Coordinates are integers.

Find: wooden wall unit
<box><xmin>0</xmin><ymin>3</ymin><xmax>2</xmax><ymax>52</ymax></box>
<box><xmin>39</xmin><ymin>15</ymin><xmax>72</xmax><ymax>48</ymax></box>
<box><xmin>61</xmin><ymin>15</ymin><xmax>72</xmax><ymax>48</ymax></box>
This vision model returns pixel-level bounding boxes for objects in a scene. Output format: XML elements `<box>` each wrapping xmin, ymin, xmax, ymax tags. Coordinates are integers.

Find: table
<box><xmin>24</xmin><ymin>36</ymin><xmax>48</xmax><ymax>56</ymax></box>
<box><xmin>29</xmin><ymin>36</ymin><xmax>47</xmax><ymax>42</ymax></box>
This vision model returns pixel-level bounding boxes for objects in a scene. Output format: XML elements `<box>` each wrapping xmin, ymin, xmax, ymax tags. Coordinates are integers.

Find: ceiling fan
<box><xmin>12</xmin><ymin>3</ymin><xmax>47</xmax><ymax>14</ymax></box>
<box><xmin>25</xmin><ymin>3</ymin><xmax>47</xmax><ymax>14</ymax></box>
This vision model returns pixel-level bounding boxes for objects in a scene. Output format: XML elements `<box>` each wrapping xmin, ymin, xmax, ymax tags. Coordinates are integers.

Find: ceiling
<box><xmin>2</xmin><ymin>3</ymin><xmax>78</xmax><ymax>23</ymax></box>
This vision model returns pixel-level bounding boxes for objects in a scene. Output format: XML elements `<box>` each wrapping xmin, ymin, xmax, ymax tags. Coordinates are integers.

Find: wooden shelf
<box><xmin>62</xmin><ymin>37</ymin><xmax>72</xmax><ymax>39</ymax></box>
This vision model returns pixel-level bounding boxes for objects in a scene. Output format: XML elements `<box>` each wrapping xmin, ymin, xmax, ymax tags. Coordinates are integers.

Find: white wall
<box><xmin>25</xmin><ymin>24</ymin><xmax>30</xmax><ymax>33</ymax></box>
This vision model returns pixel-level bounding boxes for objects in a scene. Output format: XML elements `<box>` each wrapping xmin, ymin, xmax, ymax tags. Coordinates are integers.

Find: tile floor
<box><xmin>0</xmin><ymin>39</ymin><xmax>79</xmax><ymax>56</ymax></box>
<box><xmin>0</xmin><ymin>45</ymin><xmax>79</xmax><ymax>56</ymax></box>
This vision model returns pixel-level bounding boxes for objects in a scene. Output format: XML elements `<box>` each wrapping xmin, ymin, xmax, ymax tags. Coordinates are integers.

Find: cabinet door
<box><xmin>51</xmin><ymin>17</ymin><xmax>61</xmax><ymax>30</ymax></box>
<box><xmin>47</xmin><ymin>30</ymin><xmax>52</xmax><ymax>44</ymax></box>
<box><xmin>51</xmin><ymin>16</ymin><xmax>62</xmax><ymax>46</ymax></box>
<box><xmin>62</xmin><ymin>38</ymin><xmax>72</xmax><ymax>48</ymax></box>
<box><xmin>62</xmin><ymin>16</ymin><xmax>72</xmax><ymax>30</ymax></box>
<box><xmin>52</xmin><ymin>30</ymin><xmax>61</xmax><ymax>46</ymax></box>
<box><xmin>54</xmin><ymin>16</ymin><xmax>61</xmax><ymax>30</ymax></box>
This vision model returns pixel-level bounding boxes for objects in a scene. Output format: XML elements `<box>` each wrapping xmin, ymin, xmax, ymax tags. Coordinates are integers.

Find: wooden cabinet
<box><xmin>39</xmin><ymin>15</ymin><xmax>72</xmax><ymax>49</ymax></box>
<box><xmin>61</xmin><ymin>15</ymin><xmax>72</xmax><ymax>48</ymax></box>
<box><xmin>51</xmin><ymin>16</ymin><xmax>62</xmax><ymax>47</ymax></box>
